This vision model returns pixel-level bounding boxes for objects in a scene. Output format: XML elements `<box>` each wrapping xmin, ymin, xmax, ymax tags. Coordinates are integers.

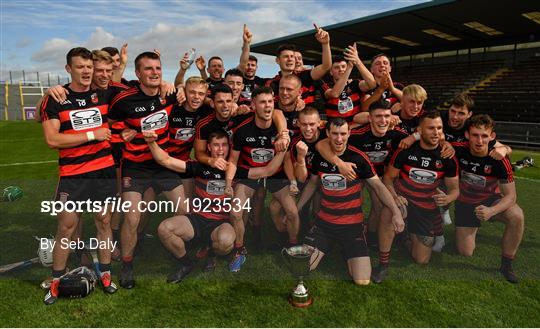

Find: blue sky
<box><xmin>1</xmin><ymin>0</ymin><xmax>427</xmax><ymax>84</ymax></box>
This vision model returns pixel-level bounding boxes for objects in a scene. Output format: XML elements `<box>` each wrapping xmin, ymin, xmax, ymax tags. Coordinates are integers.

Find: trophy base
<box><xmin>289</xmin><ymin>294</ymin><xmax>313</xmax><ymax>308</ymax></box>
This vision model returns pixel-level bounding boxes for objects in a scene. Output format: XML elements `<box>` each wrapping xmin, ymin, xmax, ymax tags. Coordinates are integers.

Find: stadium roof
<box><xmin>251</xmin><ymin>0</ymin><xmax>540</xmax><ymax>64</ymax></box>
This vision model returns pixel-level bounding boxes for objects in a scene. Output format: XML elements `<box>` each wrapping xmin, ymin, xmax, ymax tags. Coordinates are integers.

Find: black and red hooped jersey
<box><xmin>194</xmin><ymin>112</ymin><xmax>251</xmax><ymax>142</ymax></box>
<box><xmin>290</xmin><ymin>128</ymin><xmax>327</xmax><ymax>172</ymax></box>
<box><xmin>277</xmin><ymin>108</ymin><xmax>300</xmax><ymax>137</ymax></box>
<box><xmin>186</xmin><ymin>161</ymin><xmax>229</xmax><ymax>221</ymax></box>
<box><xmin>454</xmin><ymin>143</ymin><xmax>513</xmax><ymax>205</ymax></box>
<box><xmin>390</xmin><ymin>142</ymin><xmax>458</xmax><ymax>210</ymax></box>
<box><xmin>108</xmin><ymin>85</ymin><xmax>177</xmax><ymax>163</ymax></box>
<box><xmin>232</xmin><ymin>116</ymin><xmax>280</xmax><ymax>171</ymax></box>
<box><xmin>349</xmin><ymin>125</ymin><xmax>408</xmax><ymax>177</ymax></box>
<box><xmin>267</xmin><ymin>70</ymin><xmax>317</xmax><ymax>105</ymax></box>
<box><xmin>242</xmin><ymin>76</ymin><xmax>268</xmax><ymax>101</ymax></box>
<box><xmin>396</xmin><ymin>111</ymin><xmax>423</xmax><ymax>135</ymax></box>
<box><xmin>367</xmin><ymin>82</ymin><xmax>404</xmax><ymax>106</ymax></box>
<box><xmin>106</xmin><ymin>81</ymin><xmax>130</xmax><ymax>144</ymax></box>
<box><xmin>168</xmin><ymin>104</ymin><xmax>212</xmax><ymax>161</ymax></box>
<box><xmin>40</xmin><ymin>87</ymin><xmax>116</xmax><ymax>176</ymax></box>
<box><xmin>321</xmin><ymin>80</ymin><xmax>364</xmax><ymax>122</ymax></box>
<box><xmin>311</xmin><ymin>145</ymin><xmax>376</xmax><ymax>225</ymax></box>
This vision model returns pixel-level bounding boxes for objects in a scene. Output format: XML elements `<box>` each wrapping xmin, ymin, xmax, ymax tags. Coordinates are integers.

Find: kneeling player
<box><xmin>454</xmin><ymin>115</ymin><xmax>524</xmax><ymax>283</ymax></box>
<box><xmin>374</xmin><ymin>111</ymin><xmax>459</xmax><ymax>282</ymax></box>
<box><xmin>299</xmin><ymin>118</ymin><xmax>403</xmax><ymax>285</ymax></box>
<box><xmin>145</xmin><ymin>130</ymin><xmax>286</xmax><ymax>282</ymax></box>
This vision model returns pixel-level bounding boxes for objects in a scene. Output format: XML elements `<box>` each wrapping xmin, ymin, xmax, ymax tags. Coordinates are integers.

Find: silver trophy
<box><xmin>282</xmin><ymin>244</ymin><xmax>318</xmax><ymax>307</ymax></box>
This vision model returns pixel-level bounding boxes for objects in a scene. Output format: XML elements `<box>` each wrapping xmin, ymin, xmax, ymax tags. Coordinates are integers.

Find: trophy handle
<box><xmin>307</xmin><ymin>247</ymin><xmax>320</xmax><ymax>270</ymax></box>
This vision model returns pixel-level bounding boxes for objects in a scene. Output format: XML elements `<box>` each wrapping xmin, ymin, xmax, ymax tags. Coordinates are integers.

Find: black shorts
<box><xmin>121</xmin><ymin>160</ymin><xmax>182</xmax><ymax>195</ymax></box>
<box><xmin>455</xmin><ymin>195</ymin><xmax>501</xmax><ymax>228</ymax></box>
<box><xmin>304</xmin><ymin>219</ymin><xmax>368</xmax><ymax>260</ymax></box>
<box><xmin>405</xmin><ymin>202</ymin><xmax>440</xmax><ymax>237</ymax></box>
<box><xmin>188</xmin><ymin>213</ymin><xmax>227</xmax><ymax>244</ymax></box>
<box><xmin>55</xmin><ymin>166</ymin><xmax>116</xmax><ymax>203</ymax></box>
<box><xmin>235</xmin><ymin>167</ymin><xmax>289</xmax><ymax>193</ymax></box>
<box><xmin>111</xmin><ymin>142</ymin><xmax>124</xmax><ymax>168</ymax></box>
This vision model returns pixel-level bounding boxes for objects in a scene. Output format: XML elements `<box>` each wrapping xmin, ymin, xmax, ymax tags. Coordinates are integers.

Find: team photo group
<box><xmin>37</xmin><ymin>23</ymin><xmax>524</xmax><ymax>305</ymax></box>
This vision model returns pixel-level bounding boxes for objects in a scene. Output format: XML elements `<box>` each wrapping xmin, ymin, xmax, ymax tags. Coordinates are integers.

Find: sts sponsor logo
<box><xmin>175</xmin><ymin>128</ymin><xmax>194</xmax><ymax>141</ymax></box>
<box><xmin>141</xmin><ymin>110</ymin><xmax>168</xmax><ymax>132</ymax></box>
<box><xmin>206</xmin><ymin>180</ymin><xmax>225</xmax><ymax>195</ymax></box>
<box><xmin>69</xmin><ymin>108</ymin><xmax>102</xmax><ymax>131</ymax></box>
<box><xmin>251</xmin><ymin>148</ymin><xmax>274</xmax><ymax>163</ymax></box>
<box><xmin>409</xmin><ymin>168</ymin><xmax>437</xmax><ymax>184</ymax></box>
<box><xmin>321</xmin><ymin>173</ymin><xmax>346</xmax><ymax>191</ymax></box>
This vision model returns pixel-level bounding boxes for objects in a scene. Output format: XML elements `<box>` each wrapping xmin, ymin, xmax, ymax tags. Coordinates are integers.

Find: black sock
<box><xmin>176</xmin><ymin>254</ymin><xmax>192</xmax><ymax>267</ymax></box>
<box><xmin>501</xmin><ymin>254</ymin><xmax>514</xmax><ymax>269</ymax></box>
<box><xmin>252</xmin><ymin>225</ymin><xmax>262</xmax><ymax>241</ymax></box>
<box><xmin>52</xmin><ymin>269</ymin><xmax>66</xmax><ymax>279</ymax></box>
<box><xmin>99</xmin><ymin>263</ymin><xmax>111</xmax><ymax>273</ymax></box>
<box><xmin>112</xmin><ymin>229</ymin><xmax>120</xmax><ymax>243</ymax></box>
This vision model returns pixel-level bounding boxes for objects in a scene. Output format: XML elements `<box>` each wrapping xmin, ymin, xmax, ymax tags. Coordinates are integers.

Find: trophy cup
<box><xmin>282</xmin><ymin>244</ymin><xmax>318</xmax><ymax>308</ymax></box>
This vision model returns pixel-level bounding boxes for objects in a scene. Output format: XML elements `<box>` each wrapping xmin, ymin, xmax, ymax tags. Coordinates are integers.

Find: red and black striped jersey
<box><xmin>194</xmin><ymin>112</ymin><xmax>251</xmax><ymax>142</ymax></box>
<box><xmin>390</xmin><ymin>142</ymin><xmax>458</xmax><ymax>210</ymax></box>
<box><xmin>454</xmin><ymin>143</ymin><xmax>513</xmax><ymax>205</ymax></box>
<box><xmin>396</xmin><ymin>110</ymin><xmax>423</xmax><ymax>135</ymax></box>
<box><xmin>366</xmin><ymin>81</ymin><xmax>404</xmax><ymax>106</ymax></box>
<box><xmin>276</xmin><ymin>108</ymin><xmax>300</xmax><ymax>137</ymax></box>
<box><xmin>321</xmin><ymin>80</ymin><xmax>364</xmax><ymax>122</ymax></box>
<box><xmin>206</xmin><ymin>78</ymin><xmax>224</xmax><ymax>96</ymax></box>
<box><xmin>311</xmin><ymin>145</ymin><xmax>376</xmax><ymax>225</ymax></box>
<box><xmin>232</xmin><ymin>116</ymin><xmax>281</xmax><ymax>171</ymax></box>
<box><xmin>106</xmin><ymin>81</ymin><xmax>130</xmax><ymax>144</ymax></box>
<box><xmin>108</xmin><ymin>85</ymin><xmax>177</xmax><ymax>164</ymax></box>
<box><xmin>242</xmin><ymin>76</ymin><xmax>268</xmax><ymax>101</ymax></box>
<box><xmin>40</xmin><ymin>87</ymin><xmax>117</xmax><ymax>176</ymax></box>
<box><xmin>266</xmin><ymin>70</ymin><xmax>317</xmax><ymax>105</ymax></box>
<box><xmin>186</xmin><ymin>161</ymin><xmax>229</xmax><ymax>221</ymax></box>
<box><xmin>290</xmin><ymin>128</ymin><xmax>326</xmax><ymax>172</ymax></box>
<box><xmin>349</xmin><ymin>125</ymin><xmax>408</xmax><ymax>177</ymax></box>
<box><xmin>168</xmin><ymin>104</ymin><xmax>212</xmax><ymax>161</ymax></box>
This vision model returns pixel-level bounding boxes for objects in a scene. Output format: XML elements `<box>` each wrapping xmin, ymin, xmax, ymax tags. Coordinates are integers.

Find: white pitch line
<box><xmin>0</xmin><ymin>160</ymin><xmax>56</xmax><ymax>167</ymax></box>
<box><xmin>515</xmin><ymin>176</ymin><xmax>540</xmax><ymax>183</ymax></box>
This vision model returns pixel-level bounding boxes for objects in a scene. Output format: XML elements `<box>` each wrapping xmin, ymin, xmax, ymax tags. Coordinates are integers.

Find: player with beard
<box><xmin>238</xmin><ymin>24</ymin><xmax>268</xmax><ymax>102</ymax></box>
<box><xmin>372</xmin><ymin>111</ymin><xmax>459</xmax><ymax>283</ymax></box>
<box><xmin>316</xmin><ymin>100</ymin><xmax>408</xmax><ymax>248</ymax></box>
<box><xmin>206</xmin><ymin>56</ymin><xmax>225</xmax><ymax>91</ymax></box>
<box><xmin>321</xmin><ymin>49</ymin><xmax>375</xmax><ymax>123</ymax></box>
<box><xmin>41</xmin><ymin>47</ymin><xmax>119</xmax><ymax>304</ymax></box>
<box><xmin>297</xmin><ymin>118</ymin><xmax>403</xmax><ymax>285</ymax></box>
<box><xmin>108</xmin><ymin>51</ymin><xmax>183</xmax><ymax>289</ymax></box>
<box><xmin>453</xmin><ymin>115</ymin><xmax>524</xmax><ymax>283</ymax></box>
<box><xmin>225</xmin><ymin>87</ymin><xmax>300</xmax><ymax>272</ymax></box>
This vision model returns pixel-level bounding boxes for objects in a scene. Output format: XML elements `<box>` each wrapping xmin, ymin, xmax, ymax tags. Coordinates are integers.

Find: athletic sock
<box><xmin>52</xmin><ymin>269</ymin><xmax>66</xmax><ymax>279</ymax></box>
<box><xmin>99</xmin><ymin>263</ymin><xmax>111</xmax><ymax>274</ymax></box>
<box><xmin>176</xmin><ymin>254</ymin><xmax>192</xmax><ymax>267</ymax></box>
<box><xmin>122</xmin><ymin>256</ymin><xmax>133</xmax><ymax>269</ymax></box>
<box><xmin>379</xmin><ymin>251</ymin><xmax>390</xmax><ymax>267</ymax></box>
<box><xmin>112</xmin><ymin>229</ymin><xmax>120</xmax><ymax>244</ymax></box>
<box><xmin>252</xmin><ymin>224</ymin><xmax>262</xmax><ymax>242</ymax></box>
<box><xmin>501</xmin><ymin>253</ymin><xmax>514</xmax><ymax>269</ymax></box>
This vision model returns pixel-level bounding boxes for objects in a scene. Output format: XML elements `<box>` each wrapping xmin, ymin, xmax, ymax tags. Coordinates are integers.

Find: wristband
<box><xmin>290</xmin><ymin>180</ymin><xmax>298</xmax><ymax>186</ymax></box>
<box><xmin>86</xmin><ymin>131</ymin><xmax>95</xmax><ymax>141</ymax></box>
<box><xmin>413</xmin><ymin>132</ymin><xmax>420</xmax><ymax>141</ymax></box>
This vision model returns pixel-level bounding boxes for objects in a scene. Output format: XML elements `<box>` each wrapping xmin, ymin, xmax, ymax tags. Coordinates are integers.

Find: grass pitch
<box><xmin>0</xmin><ymin>121</ymin><xmax>539</xmax><ymax>327</ymax></box>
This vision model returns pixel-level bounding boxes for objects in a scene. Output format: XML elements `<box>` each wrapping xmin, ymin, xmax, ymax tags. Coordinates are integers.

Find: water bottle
<box><xmin>187</xmin><ymin>48</ymin><xmax>196</xmax><ymax>66</ymax></box>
